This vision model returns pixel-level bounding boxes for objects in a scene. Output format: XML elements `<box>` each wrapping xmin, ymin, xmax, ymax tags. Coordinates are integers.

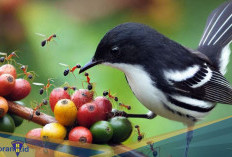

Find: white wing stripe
<box><xmin>171</xmin><ymin>95</ymin><xmax>213</xmax><ymax>108</ymax></box>
<box><xmin>191</xmin><ymin>66</ymin><xmax>212</xmax><ymax>88</ymax></box>
<box><xmin>208</xmin><ymin>14</ymin><xmax>232</xmax><ymax>45</ymax></box>
<box><xmin>202</xmin><ymin>3</ymin><xmax>230</xmax><ymax>45</ymax></box>
<box><xmin>164</xmin><ymin>65</ymin><xmax>200</xmax><ymax>82</ymax></box>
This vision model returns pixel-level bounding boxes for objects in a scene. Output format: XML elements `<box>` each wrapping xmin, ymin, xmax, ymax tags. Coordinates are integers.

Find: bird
<box><xmin>79</xmin><ymin>1</ymin><xmax>232</xmax><ymax>154</ymax></box>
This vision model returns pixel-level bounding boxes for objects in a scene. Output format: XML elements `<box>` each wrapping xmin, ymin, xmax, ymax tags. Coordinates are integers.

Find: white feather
<box><xmin>191</xmin><ymin>66</ymin><xmax>212</xmax><ymax>88</ymax></box>
<box><xmin>170</xmin><ymin>95</ymin><xmax>213</xmax><ymax>109</ymax></box>
<box><xmin>164</xmin><ymin>65</ymin><xmax>200</xmax><ymax>82</ymax></box>
<box><xmin>219</xmin><ymin>44</ymin><xmax>231</xmax><ymax>75</ymax></box>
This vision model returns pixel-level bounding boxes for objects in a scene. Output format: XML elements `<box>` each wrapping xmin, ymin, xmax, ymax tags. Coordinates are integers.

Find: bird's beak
<box><xmin>79</xmin><ymin>59</ymin><xmax>100</xmax><ymax>74</ymax></box>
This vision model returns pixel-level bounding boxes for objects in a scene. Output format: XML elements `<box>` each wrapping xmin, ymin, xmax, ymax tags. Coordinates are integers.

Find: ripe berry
<box><xmin>6</xmin><ymin>79</ymin><xmax>31</xmax><ymax>101</ymax></box>
<box><xmin>0</xmin><ymin>74</ymin><xmax>15</xmax><ymax>96</ymax></box>
<box><xmin>49</xmin><ymin>88</ymin><xmax>71</xmax><ymax>112</ymax></box>
<box><xmin>71</xmin><ymin>89</ymin><xmax>93</xmax><ymax>109</ymax></box>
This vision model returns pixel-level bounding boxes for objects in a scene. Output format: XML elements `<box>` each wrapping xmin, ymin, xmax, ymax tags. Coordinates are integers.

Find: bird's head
<box><xmin>79</xmin><ymin>22</ymin><xmax>160</xmax><ymax>73</ymax></box>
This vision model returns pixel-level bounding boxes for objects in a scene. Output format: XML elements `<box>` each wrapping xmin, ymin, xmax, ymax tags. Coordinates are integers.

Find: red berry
<box><xmin>94</xmin><ymin>96</ymin><xmax>112</xmax><ymax>120</ymax></box>
<box><xmin>6</xmin><ymin>79</ymin><xmax>31</xmax><ymax>101</ymax></box>
<box><xmin>0</xmin><ymin>74</ymin><xmax>15</xmax><ymax>96</ymax></box>
<box><xmin>68</xmin><ymin>126</ymin><xmax>92</xmax><ymax>144</ymax></box>
<box><xmin>71</xmin><ymin>89</ymin><xmax>94</xmax><ymax>109</ymax></box>
<box><xmin>77</xmin><ymin>102</ymin><xmax>105</xmax><ymax>128</ymax></box>
<box><xmin>49</xmin><ymin>88</ymin><xmax>71</xmax><ymax>112</ymax></box>
<box><xmin>26</xmin><ymin>128</ymin><xmax>42</xmax><ymax>149</ymax></box>
<box><xmin>0</xmin><ymin>64</ymin><xmax>17</xmax><ymax>79</ymax></box>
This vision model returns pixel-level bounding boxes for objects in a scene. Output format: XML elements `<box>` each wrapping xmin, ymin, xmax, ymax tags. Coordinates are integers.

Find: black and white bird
<box><xmin>80</xmin><ymin>1</ymin><xmax>232</xmax><ymax>128</ymax></box>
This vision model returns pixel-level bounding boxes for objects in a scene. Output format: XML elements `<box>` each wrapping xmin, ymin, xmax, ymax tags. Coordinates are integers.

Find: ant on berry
<box><xmin>30</xmin><ymin>99</ymin><xmax>48</xmax><ymax>119</ymax></box>
<box><xmin>135</xmin><ymin>125</ymin><xmax>144</xmax><ymax>142</ymax></box>
<box><xmin>84</xmin><ymin>72</ymin><xmax>93</xmax><ymax>90</ymax></box>
<box><xmin>81</xmin><ymin>72</ymin><xmax>95</xmax><ymax>91</ymax></box>
<box><xmin>35</xmin><ymin>33</ymin><xmax>57</xmax><ymax>47</ymax></box>
<box><xmin>33</xmin><ymin>79</ymin><xmax>55</xmax><ymax>95</ymax></box>
<box><xmin>19</xmin><ymin>65</ymin><xmax>37</xmax><ymax>80</ymax></box>
<box><xmin>59</xmin><ymin>63</ymin><xmax>81</xmax><ymax>78</ymax></box>
<box><xmin>0</xmin><ymin>51</ymin><xmax>19</xmax><ymax>64</ymax></box>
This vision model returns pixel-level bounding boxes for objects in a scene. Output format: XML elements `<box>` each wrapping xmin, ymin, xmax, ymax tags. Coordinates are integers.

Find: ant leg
<box><xmin>81</xmin><ymin>81</ymin><xmax>85</xmax><ymax>89</ymax></box>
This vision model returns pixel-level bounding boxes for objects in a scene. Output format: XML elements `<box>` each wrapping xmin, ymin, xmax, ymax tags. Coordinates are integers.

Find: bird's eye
<box><xmin>111</xmin><ymin>46</ymin><xmax>120</xmax><ymax>55</ymax></box>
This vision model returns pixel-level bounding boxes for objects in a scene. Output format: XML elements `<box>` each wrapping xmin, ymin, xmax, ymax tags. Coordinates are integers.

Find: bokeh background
<box><xmin>0</xmin><ymin>0</ymin><xmax>231</xmax><ymax>143</ymax></box>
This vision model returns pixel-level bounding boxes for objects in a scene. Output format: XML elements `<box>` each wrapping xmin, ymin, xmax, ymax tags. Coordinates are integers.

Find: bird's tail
<box><xmin>198</xmin><ymin>0</ymin><xmax>232</xmax><ymax>75</ymax></box>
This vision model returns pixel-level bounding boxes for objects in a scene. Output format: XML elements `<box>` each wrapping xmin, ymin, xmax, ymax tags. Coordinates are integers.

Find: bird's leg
<box><xmin>184</xmin><ymin>126</ymin><xmax>194</xmax><ymax>157</ymax></box>
<box><xmin>109</xmin><ymin>110</ymin><xmax>157</xmax><ymax>119</ymax></box>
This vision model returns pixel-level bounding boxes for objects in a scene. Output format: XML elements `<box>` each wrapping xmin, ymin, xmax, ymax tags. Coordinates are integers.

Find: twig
<box><xmin>7</xmin><ymin>101</ymin><xmax>57</xmax><ymax>126</ymax></box>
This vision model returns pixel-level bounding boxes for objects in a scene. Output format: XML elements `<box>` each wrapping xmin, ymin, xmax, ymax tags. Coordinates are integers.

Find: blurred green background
<box><xmin>0</xmin><ymin>0</ymin><xmax>231</xmax><ymax>143</ymax></box>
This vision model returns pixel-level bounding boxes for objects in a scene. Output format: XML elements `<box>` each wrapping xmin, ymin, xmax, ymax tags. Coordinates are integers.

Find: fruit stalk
<box><xmin>7</xmin><ymin>101</ymin><xmax>57</xmax><ymax>126</ymax></box>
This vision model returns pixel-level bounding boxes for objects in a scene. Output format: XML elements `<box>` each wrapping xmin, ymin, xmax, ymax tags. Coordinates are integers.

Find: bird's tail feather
<box><xmin>198</xmin><ymin>0</ymin><xmax>232</xmax><ymax>75</ymax></box>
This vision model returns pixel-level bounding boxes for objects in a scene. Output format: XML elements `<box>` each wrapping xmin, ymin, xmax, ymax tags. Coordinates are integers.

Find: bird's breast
<box><xmin>104</xmin><ymin>63</ymin><xmax>166</xmax><ymax>114</ymax></box>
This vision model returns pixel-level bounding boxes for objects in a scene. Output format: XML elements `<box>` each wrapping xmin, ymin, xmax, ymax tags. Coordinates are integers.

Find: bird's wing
<box><xmin>164</xmin><ymin>62</ymin><xmax>232</xmax><ymax>105</ymax></box>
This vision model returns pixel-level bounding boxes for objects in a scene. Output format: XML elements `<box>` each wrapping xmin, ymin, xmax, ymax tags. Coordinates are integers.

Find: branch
<box><xmin>7</xmin><ymin>101</ymin><xmax>153</xmax><ymax>127</ymax></box>
<box><xmin>7</xmin><ymin>101</ymin><xmax>57</xmax><ymax>126</ymax></box>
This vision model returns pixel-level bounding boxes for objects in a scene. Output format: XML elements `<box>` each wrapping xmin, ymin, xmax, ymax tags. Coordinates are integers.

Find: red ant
<box><xmin>0</xmin><ymin>51</ymin><xmax>19</xmax><ymax>63</ymax></box>
<box><xmin>64</xmin><ymin>86</ymin><xmax>77</xmax><ymax>91</ymax></box>
<box><xmin>36</xmin><ymin>33</ymin><xmax>57</xmax><ymax>47</ymax></box>
<box><xmin>83</xmin><ymin>72</ymin><xmax>94</xmax><ymax>90</ymax></box>
<box><xmin>20</xmin><ymin>65</ymin><xmax>36</xmax><ymax>80</ymax></box>
<box><xmin>30</xmin><ymin>99</ymin><xmax>48</xmax><ymax>119</ymax></box>
<box><xmin>33</xmin><ymin>79</ymin><xmax>54</xmax><ymax>95</ymax></box>
<box><xmin>103</xmin><ymin>90</ymin><xmax>118</xmax><ymax>102</ymax></box>
<box><xmin>119</xmin><ymin>103</ymin><xmax>131</xmax><ymax>110</ymax></box>
<box><xmin>59</xmin><ymin>63</ymin><xmax>81</xmax><ymax>78</ymax></box>
<box><xmin>135</xmin><ymin>125</ymin><xmax>144</xmax><ymax>142</ymax></box>
<box><xmin>62</xmin><ymin>82</ymin><xmax>77</xmax><ymax>91</ymax></box>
